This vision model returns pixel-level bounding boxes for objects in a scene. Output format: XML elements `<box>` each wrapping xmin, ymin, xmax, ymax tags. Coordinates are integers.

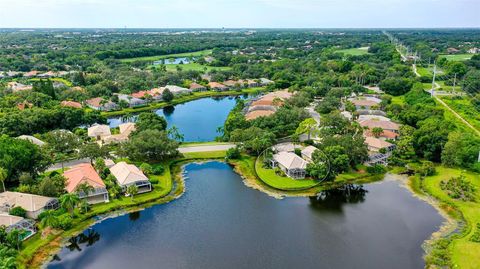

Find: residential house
<box><xmin>359</xmin><ymin>119</ymin><xmax>400</xmax><ymax>133</ymax></box>
<box><xmin>37</xmin><ymin>71</ymin><xmax>56</xmax><ymax>78</ymax></box>
<box><xmin>63</xmin><ymin>163</ymin><xmax>109</xmax><ymax>204</ymax></box>
<box><xmin>17</xmin><ymin>135</ymin><xmax>46</xmax><ymax>147</ymax></box>
<box><xmin>23</xmin><ymin>71</ymin><xmax>39</xmax><ymax>78</ymax></box>
<box><xmin>271</xmin><ymin>152</ymin><xmax>308</xmax><ymax>179</ymax></box>
<box><xmin>0</xmin><ymin>192</ymin><xmax>59</xmax><ymax>219</ymax></box>
<box><xmin>208</xmin><ymin>82</ymin><xmax>229</xmax><ymax>91</ymax></box>
<box><xmin>246</xmin><ymin>79</ymin><xmax>260</xmax><ymax>88</ymax></box>
<box><xmin>364</xmin><ymin>129</ymin><xmax>399</xmax><ymax>141</ymax></box>
<box><xmin>189</xmin><ymin>82</ymin><xmax>207</xmax><ymax>92</ymax></box>
<box><xmin>468</xmin><ymin>48</ymin><xmax>479</xmax><ymax>54</ymax></box>
<box><xmin>88</xmin><ymin>124</ymin><xmax>111</xmax><ymax>140</ymax></box>
<box><xmin>116</xmin><ymin>93</ymin><xmax>147</xmax><ymax>107</ymax></box>
<box><xmin>7</xmin><ymin>82</ymin><xmax>33</xmax><ymax>92</ymax></box>
<box><xmin>260</xmin><ymin>78</ymin><xmax>274</xmax><ymax>86</ymax></box>
<box><xmin>301</xmin><ymin>146</ymin><xmax>318</xmax><ymax>162</ymax></box>
<box><xmin>358</xmin><ymin>115</ymin><xmax>391</xmax><ymax>122</ymax></box>
<box><xmin>245</xmin><ymin>90</ymin><xmax>293</xmax><ymax>120</ymax></box>
<box><xmin>130</xmin><ymin>90</ymin><xmax>151</xmax><ymax>99</ymax></box>
<box><xmin>0</xmin><ymin>214</ymin><xmax>36</xmax><ymax>240</ymax></box>
<box><xmin>60</xmin><ymin>101</ymin><xmax>82</xmax><ymax>109</ymax></box>
<box><xmin>350</xmin><ymin>99</ymin><xmax>380</xmax><ymax>110</ymax></box>
<box><xmin>364</xmin><ymin>137</ymin><xmax>396</xmax><ymax>166</ymax></box>
<box><xmin>164</xmin><ymin>85</ymin><xmax>192</xmax><ymax>95</ymax></box>
<box><xmin>86</xmin><ymin>97</ymin><xmax>119</xmax><ymax>111</ymax></box>
<box><xmin>272</xmin><ymin>142</ymin><xmax>302</xmax><ymax>153</ymax></box>
<box><xmin>110</xmin><ymin>162</ymin><xmax>152</xmax><ymax>194</ymax></box>
<box><xmin>102</xmin><ymin>123</ymin><xmax>136</xmax><ymax>144</ymax></box>
<box><xmin>447</xmin><ymin>47</ymin><xmax>460</xmax><ymax>54</ymax></box>
<box><xmin>340</xmin><ymin>111</ymin><xmax>353</xmax><ymax>121</ymax></box>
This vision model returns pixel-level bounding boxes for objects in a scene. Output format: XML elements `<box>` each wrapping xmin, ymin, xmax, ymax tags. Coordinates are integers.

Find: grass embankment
<box><xmin>231</xmin><ymin>155</ymin><xmax>382</xmax><ymax>197</ymax></box>
<box><xmin>101</xmin><ymin>87</ymin><xmax>266</xmax><ymax>117</ymax></box>
<box><xmin>336</xmin><ymin>47</ymin><xmax>370</xmax><ymax>56</ymax></box>
<box><xmin>439</xmin><ymin>96</ymin><xmax>480</xmax><ymax>132</ymax></box>
<box><xmin>17</xmin><ymin>151</ymin><xmax>226</xmax><ymax>269</ymax></box>
<box><xmin>410</xmin><ymin>166</ymin><xmax>480</xmax><ymax>269</ymax></box>
<box><xmin>439</xmin><ymin>54</ymin><xmax>474</xmax><ymax>62</ymax></box>
<box><xmin>119</xmin><ymin>49</ymin><xmax>213</xmax><ymax>63</ymax></box>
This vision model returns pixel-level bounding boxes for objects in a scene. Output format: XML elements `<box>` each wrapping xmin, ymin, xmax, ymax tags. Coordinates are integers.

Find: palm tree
<box><xmin>126</xmin><ymin>185</ymin><xmax>138</xmax><ymax>201</ymax></box>
<box><xmin>76</xmin><ymin>183</ymin><xmax>94</xmax><ymax>212</ymax></box>
<box><xmin>0</xmin><ymin>167</ymin><xmax>7</xmax><ymax>192</ymax></box>
<box><xmin>59</xmin><ymin>193</ymin><xmax>80</xmax><ymax>217</ymax></box>
<box><xmin>40</xmin><ymin>210</ymin><xmax>58</xmax><ymax>229</ymax></box>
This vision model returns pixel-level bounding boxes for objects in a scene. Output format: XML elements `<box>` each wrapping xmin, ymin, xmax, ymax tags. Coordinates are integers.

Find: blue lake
<box><xmin>107</xmin><ymin>96</ymin><xmax>246</xmax><ymax>142</ymax></box>
<box><xmin>48</xmin><ymin>162</ymin><xmax>444</xmax><ymax>269</ymax></box>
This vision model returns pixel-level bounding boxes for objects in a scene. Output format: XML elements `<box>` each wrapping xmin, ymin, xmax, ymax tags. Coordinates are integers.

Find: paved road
<box><xmin>47</xmin><ymin>158</ymin><xmax>91</xmax><ymax>171</ymax></box>
<box><xmin>179</xmin><ymin>143</ymin><xmax>236</xmax><ymax>153</ymax></box>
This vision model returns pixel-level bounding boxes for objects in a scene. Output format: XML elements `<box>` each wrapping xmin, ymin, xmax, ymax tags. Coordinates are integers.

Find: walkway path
<box><xmin>179</xmin><ymin>143</ymin><xmax>236</xmax><ymax>153</ymax></box>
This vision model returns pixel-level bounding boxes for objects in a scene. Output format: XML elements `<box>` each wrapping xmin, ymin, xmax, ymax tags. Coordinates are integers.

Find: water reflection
<box><xmin>128</xmin><ymin>211</ymin><xmax>141</xmax><ymax>222</ymax></box>
<box><xmin>309</xmin><ymin>184</ymin><xmax>368</xmax><ymax>212</ymax></box>
<box><xmin>64</xmin><ymin>229</ymin><xmax>101</xmax><ymax>254</ymax></box>
<box><xmin>162</xmin><ymin>105</ymin><xmax>175</xmax><ymax>117</ymax></box>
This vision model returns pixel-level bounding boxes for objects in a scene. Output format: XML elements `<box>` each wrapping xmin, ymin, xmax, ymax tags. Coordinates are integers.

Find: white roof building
<box><xmin>0</xmin><ymin>192</ymin><xmax>59</xmax><ymax>219</ymax></box>
<box><xmin>88</xmin><ymin>124</ymin><xmax>111</xmax><ymax>138</ymax></box>
<box><xmin>17</xmin><ymin>135</ymin><xmax>46</xmax><ymax>147</ymax></box>
<box><xmin>272</xmin><ymin>152</ymin><xmax>308</xmax><ymax>179</ymax></box>
<box><xmin>164</xmin><ymin>85</ymin><xmax>192</xmax><ymax>95</ymax></box>
<box><xmin>110</xmin><ymin>162</ymin><xmax>152</xmax><ymax>193</ymax></box>
<box><xmin>301</xmin><ymin>146</ymin><xmax>317</xmax><ymax>162</ymax></box>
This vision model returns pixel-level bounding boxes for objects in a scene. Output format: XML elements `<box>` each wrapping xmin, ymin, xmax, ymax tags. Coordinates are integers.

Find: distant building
<box><xmin>164</xmin><ymin>85</ymin><xmax>192</xmax><ymax>95</ymax></box>
<box><xmin>17</xmin><ymin>135</ymin><xmax>46</xmax><ymax>147</ymax></box>
<box><xmin>116</xmin><ymin>94</ymin><xmax>147</xmax><ymax>107</ymax></box>
<box><xmin>86</xmin><ymin>97</ymin><xmax>119</xmax><ymax>111</ymax></box>
<box><xmin>7</xmin><ymin>82</ymin><xmax>33</xmax><ymax>92</ymax></box>
<box><xmin>189</xmin><ymin>82</ymin><xmax>207</xmax><ymax>91</ymax></box>
<box><xmin>301</xmin><ymin>146</ymin><xmax>318</xmax><ymax>163</ymax></box>
<box><xmin>208</xmin><ymin>82</ymin><xmax>229</xmax><ymax>91</ymax></box>
<box><xmin>102</xmin><ymin>123</ymin><xmax>136</xmax><ymax>144</ymax></box>
<box><xmin>88</xmin><ymin>124</ymin><xmax>111</xmax><ymax>140</ymax></box>
<box><xmin>359</xmin><ymin>119</ymin><xmax>400</xmax><ymax>133</ymax></box>
<box><xmin>259</xmin><ymin>78</ymin><xmax>274</xmax><ymax>86</ymax></box>
<box><xmin>350</xmin><ymin>99</ymin><xmax>380</xmax><ymax>110</ymax></box>
<box><xmin>60</xmin><ymin>101</ymin><xmax>82</xmax><ymax>109</ymax></box>
<box><xmin>23</xmin><ymin>71</ymin><xmax>39</xmax><ymax>78</ymax></box>
<box><xmin>447</xmin><ymin>47</ymin><xmax>460</xmax><ymax>54</ymax></box>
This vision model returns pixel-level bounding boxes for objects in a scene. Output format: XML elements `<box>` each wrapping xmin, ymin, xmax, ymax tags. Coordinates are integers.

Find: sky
<box><xmin>0</xmin><ymin>0</ymin><xmax>479</xmax><ymax>28</ymax></box>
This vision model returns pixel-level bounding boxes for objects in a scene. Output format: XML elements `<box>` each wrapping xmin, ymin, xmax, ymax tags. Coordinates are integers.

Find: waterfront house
<box><xmin>110</xmin><ymin>162</ymin><xmax>152</xmax><ymax>194</ymax></box>
<box><xmin>17</xmin><ymin>135</ymin><xmax>46</xmax><ymax>147</ymax></box>
<box><xmin>7</xmin><ymin>82</ymin><xmax>33</xmax><ymax>92</ymax></box>
<box><xmin>364</xmin><ymin>129</ymin><xmax>399</xmax><ymax>141</ymax></box>
<box><xmin>63</xmin><ymin>163</ymin><xmax>109</xmax><ymax>204</ymax></box>
<box><xmin>208</xmin><ymin>82</ymin><xmax>229</xmax><ymax>91</ymax></box>
<box><xmin>116</xmin><ymin>93</ymin><xmax>147</xmax><ymax>107</ymax></box>
<box><xmin>86</xmin><ymin>97</ymin><xmax>119</xmax><ymax>111</ymax></box>
<box><xmin>189</xmin><ymin>82</ymin><xmax>207</xmax><ymax>91</ymax></box>
<box><xmin>0</xmin><ymin>192</ymin><xmax>59</xmax><ymax>219</ymax></box>
<box><xmin>60</xmin><ymin>100</ymin><xmax>82</xmax><ymax>109</ymax></box>
<box><xmin>364</xmin><ymin>136</ymin><xmax>396</xmax><ymax>152</ymax></box>
<box><xmin>131</xmin><ymin>90</ymin><xmax>151</xmax><ymax>99</ymax></box>
<box><xmin>88</xmin><ymin>124</ymin><xmax>111</xmax><ymax>140</ymax></box>
<box><xmin>164</xmin><ymin>85</ymin><xmax>192</xmax><ymax>95</ymax></box>
<box><xmin>260</xmin><ymin>78</ymin><xmax>274</xmax><ymax>86</ymax></box>
<box><xmin>246</xmin><ymin>79</ymin><xmax>260</xmax><ymax>88</ymax></box>
<box><xmin>350</xmin><ymin>99</ymin><xmax>380</xmax><ymax>110</ymax></box>
<box><xmin>271</xmin><ymin>152</ymin><xmax>308</xmax><ymax>179</ymax></box>
<box><xmin>0</xmin><ymin>214</ymin><xmax>36</xmax><ymax>240</ymax></box>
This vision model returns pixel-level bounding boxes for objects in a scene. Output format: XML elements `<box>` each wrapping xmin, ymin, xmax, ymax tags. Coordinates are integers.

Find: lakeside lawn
<box><xmin>101</xmin><ymin>87</ymin><xmax>267</xmax><ymax>117</ymax></box>
<box><xmin>439</xmin><ymin>54</ymin><xmax>474</xmax><ymax>62</ymax></box>
<box><xmin>416</xmin><ymin>166</ymin><xmax>480</xmax><ymax>269</ymax></box>
<box><xmin>255</xmin><ymin>156</ymin><xmax>319</xmax><ymax>190</ymax></box>
<box><xmin>119</xmin><ymin>49</ymin><xmax>213</xmax><ymax>63</ymax></box>
<box><xmin>336</xmin><ymin>47</ymin><xmax>370</xmax><ymax>56</ymax></box>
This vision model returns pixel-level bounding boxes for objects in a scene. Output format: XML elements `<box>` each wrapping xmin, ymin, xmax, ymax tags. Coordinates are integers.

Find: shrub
<box><xmin>149</xmin><ymin>178</ymin><xmax>159</xmax><ymax>185</ymax></box>
<box><xmin>225</xmin><ymin>147</ymin><xmax>241</xmax><ymax>160</ymax></box>
<box><xmin>56</xmin><ymin>215</ymin><xmax>73</xmax><ymax>230</ymax></box>
<box><xmin>366</xmin><ymin>164</ymin><xmax>387</xmax><ymax>174</ymax></box>
<box><xmin>140</xmin><ymin>163</ymin><xmax>153</xmax><ymax>175</ymax></box>
<box><xmin>152</xmin><ymin>165</ymin><xmax>165</xmax><ymax>175</ymax></box>
<box><xmin>416</xmin><ymin>161</ymin><xmax>436</xmax><ymax>177</ymax></box>
<box><xmin>471</xmin><ymin>223</ymin><xmax>480</xmax><ymax>243</ymax></box>
<box><xmin>9</xmin><ymin>206</ymin><xmax>27</xmax><ymax>218</ymax></box>
<box><xmin>440</xmin><ymin>175</ymin><xmax>476</xmax><ymax>202</ymax></box>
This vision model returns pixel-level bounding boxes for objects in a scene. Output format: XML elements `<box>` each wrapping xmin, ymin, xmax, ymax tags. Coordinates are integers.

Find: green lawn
<box><xmin>416</xmin><ymin>166</ymin><xmax>480</xmax><ymax>269</ymax></box>
<box><xmin>439</xmin><ymin>54</ymin><xmax>474</xmax><ymax>62</ymax></box>
<box><xmin>120</xmin><ymin>49</ymin><xmax>213</xmax><ymax>63</ymax></box>
<box><xmin>416</xmin><ymin>65</ymin><xmax>444</xmax><ymax>77</ymax></box>
<box><xmin>439</xmin><ymin>96</ymin><xmax>480</xmax><ymax>132</ymax></box>
<box><xmin>336</xmin><ymin>47</ymin><xmax>370</xmax><ymax>56</ymax></box>
<box><xmin>255</xmin><ymin>156</ymin><xmax>320</xmax><ymax>190</ymax></box>
<box><xmin>29</xmin><ymin>77</ymin><xmax>73</xmax><ymax>87</ymax></box>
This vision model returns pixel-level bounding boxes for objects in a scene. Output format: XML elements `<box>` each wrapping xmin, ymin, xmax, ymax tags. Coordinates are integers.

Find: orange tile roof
<box><xmin>131</xmin><ymin>90</ymin><xmax>150</xmax><ymax>99</ymax></box>
<box><xmin>189</xmin><ymin>83</ymin><xmax>205</xmax><ymax>90</ymax></box>
<box><xmin>61</xmin><ymin>101</ymin><xmax>82</xmax><ymax>109</ymax></box>
<box><xmin>63</xmin><ymin>163</ymin><xmax>105</xmax><ymax>193</ymax></box>
<box><xmin>245</xmin><ymin>110</ymin><xmax>275</xmax><ymax>120</ymax></box>
<box><xmin>364</xmin><ymin>129</ymin><xmax>399</xmax><ymax>139</ymax></box>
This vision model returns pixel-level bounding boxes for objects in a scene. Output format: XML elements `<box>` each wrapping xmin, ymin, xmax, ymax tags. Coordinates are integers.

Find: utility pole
<box><xmin>431</xmin><ymin>62</ymin><xmax>437</xmax><ymax>97</ymax></box>
<box><xmin>478</xmin><ymin>151</ymin><xmax>480</xmax><ymax>163</ymax></box>
<box><xmin>452</xmin><ymin>73</ymin><xmax>457</xmax><ymax>92</ymax></box>
<box><xmin>414</xmin><ymin>51</ymin><xmax>417</xmax><ymax>65</ymax></box>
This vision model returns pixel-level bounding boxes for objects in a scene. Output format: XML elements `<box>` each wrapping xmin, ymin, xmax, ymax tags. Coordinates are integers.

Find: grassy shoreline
<box><xmin>101</xmin><ymin>87</ymin><xmax>267</xmax><ymax>117</ymax></box>
<box><xmin>407</xmin><ymin>166</ymin><xmax>480</xmax><ymax>269</ymax></box>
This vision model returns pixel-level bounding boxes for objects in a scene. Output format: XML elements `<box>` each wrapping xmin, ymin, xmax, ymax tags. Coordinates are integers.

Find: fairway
<box><xmin>163</xmin><ymin>63</ymin><xmax>231</xmax><ymax>72</ymax></box>
<box><xmin>120</xmin><ymin>49</ymin><xmax>213</xmax><ymax>63</ymax></box>
<box><xmin>336</xmin><ymin>47</ymin><xmax>370</xmax><ymax>56</ymax></box>
<box><xmin>439</xmin><ymin>54</ymin><xmax>474</xmax><ymax>61</ymax></box>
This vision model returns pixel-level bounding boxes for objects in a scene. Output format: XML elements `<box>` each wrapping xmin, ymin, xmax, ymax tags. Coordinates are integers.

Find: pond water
<box><xmin>153</xmin><ymin>57</ymin><xmax>193</xmax><ymax>65</ymax></box>
<box><xmin>107</xmin><ymin>96</ymin><xmax>246</xmax><ymax>142</ymax></box>
<box><xmin>48</xmin><ymin>162</ymin><xmax>444</xmax><ymax>269</ymax></box>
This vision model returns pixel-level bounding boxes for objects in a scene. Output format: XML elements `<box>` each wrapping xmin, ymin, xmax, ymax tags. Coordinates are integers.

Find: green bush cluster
<box><xmin>440</xmin><ymin>175</ymin><xmax>477</xmax><ymax>202</ymax></box>
<box><xmin>470</xmin><ymin>223</ymin><xmax>480</xmax><ymax>243</ymax></box>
